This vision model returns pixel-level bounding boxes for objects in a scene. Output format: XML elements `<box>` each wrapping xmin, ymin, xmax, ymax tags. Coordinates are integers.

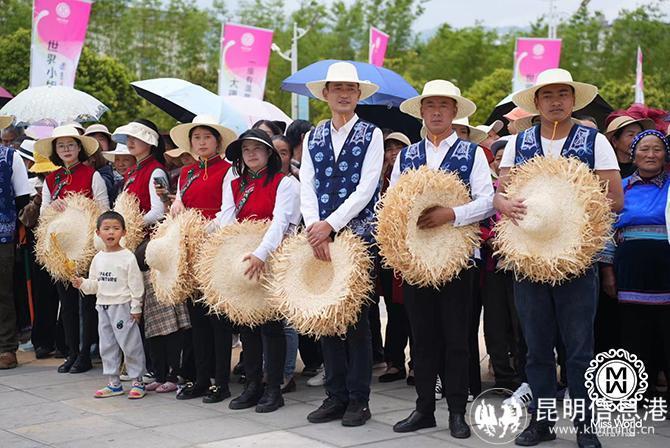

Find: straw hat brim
<box><xmin>0</xmin><ymin>115</ymin><xmax>13</xmax><ymax>129</ymax></box>
<box><xmin>35</xmin><ymin>193</ymin><xmax>100</xmax><ymax>281</ymax></box>
<box><xmin>94</xmin><ymin>191</ymin><xmax>145</xmax><ymax>252</ymax></box>
<box><xmin>375</xmin><ymin>165</ymin><xmax>480</xmax><ymax>287</ymax></box>
<box><xmin>34</xmin><ymin>134</ymin><xmax>99</xmax><ymax>158</ymax></box>
<box><xmin>102</xmin><ymin>151</ymin><xmax>132</xmax><ymax>163</ymax></box>
<box><xmin>493</xmin><ymin>156</ymin><xmax>615</xmax><ymax>285</ymax></box>
<box><xmin>400</xmin><ymin>94</ymin><xmax>477</xmax><ymax>121</ymax></box>
<box><xmin>512</xmin><ymin>81</ymin><xmax>598</xmax><ymax>115</ymax></box>
<box><xmin>604</xmin><ymin>117</ymin><xmax>655</xmax><ymax>138</ymax></box>
<box><xmin>454</xmin><ymin>124</ymin><xmax>487</xmax><ymax>144</ymax></box>
<box><xmin>196</xmin><ymin>220</ymin><xmax>278</xmax><ymax>327</ymax></box>
<box><xmin>145</xmin><ymin>209</ymin><xmax>206</xmax><ymax>305</ymax></box>
<box><xmin>169</xmin><ymin>122</ymin><xmax>237</xmax><ymax>158</ymax></box>
<box><xmin>306</xmin><ymin>80</ymin><xmax>379</xmax><ymax>102</ymax></box>
<box><xmin>267</xmin><ymin>231</ymin><xmax>374</xmax><ymax>337</ymax></box>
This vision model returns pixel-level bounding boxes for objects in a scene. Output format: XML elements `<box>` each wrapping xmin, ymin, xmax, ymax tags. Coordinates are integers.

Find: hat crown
<box><xmin>191</xmin><ymin>114</ymin><xmax>220</xmax><ymax>126</ymax></box>
<box><xmin>324</xmin><ymin>61</ymin><xmax>363</xmax><ymax>84</ymax></box>
<box><xmin>534</xmin><ymin>68</ymin><xmax>574</xmax><ymax>87</ymax></box>
<box><xmin>421</xmin><ymin>80</ymin><xmax>462</xmax><ymax>98</ymax></box>
<box><xmin>51</xmin><ymin>125</ymin><xmax>82</xmax><ymax>139</ymax></box>
<box><xmin>453</xmin><ymin>117</ymin><xmax>470</xmax><ymax>126</ymax></box>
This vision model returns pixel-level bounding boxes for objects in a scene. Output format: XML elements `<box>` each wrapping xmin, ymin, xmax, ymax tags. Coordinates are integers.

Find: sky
<box><xmin>196</xmin><ymin>0</ymin><xmax>670</xmax><ymax>31</ymax></box>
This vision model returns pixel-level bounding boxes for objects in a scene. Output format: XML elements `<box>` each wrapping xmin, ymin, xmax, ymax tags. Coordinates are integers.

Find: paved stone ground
<box><xmin>1</xmin><ymin>348</ymin><xmax>669</xmax><ymax>448</ymax></box>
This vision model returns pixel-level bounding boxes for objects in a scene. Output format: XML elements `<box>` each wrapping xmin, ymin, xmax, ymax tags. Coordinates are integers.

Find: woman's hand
<box><xmin>170</xmin><ymin>199</ymin><xmax>185</xmax><ymax>216</ymax></box>
<box><xmin>51</xmin><ymin>199</ymin><xmax>67</xmax><ymax>212</ymax></box>
<box><xmin>243</xmin><ymin>253</ymin><xmax>265</xmax><ymax>281</ymax></box>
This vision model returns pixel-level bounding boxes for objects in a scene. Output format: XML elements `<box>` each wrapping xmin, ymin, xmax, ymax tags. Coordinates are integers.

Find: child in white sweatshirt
<box><xmin>72</xmin><ymin>211</ymin><xmax>146</xmax><ymax>399</ymax></box>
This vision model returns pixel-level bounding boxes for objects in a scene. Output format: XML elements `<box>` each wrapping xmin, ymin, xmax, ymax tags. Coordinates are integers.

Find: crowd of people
<box><xmin>0</xmin><ymin>60</ymin><xmax>669</xmax><ymax>448</ymax></box>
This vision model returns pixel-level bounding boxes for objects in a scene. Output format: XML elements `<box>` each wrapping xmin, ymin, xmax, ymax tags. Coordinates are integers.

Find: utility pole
<box><xmin>272</xmin><ymin>23</ymin><xmax>310</xmax><ymax>119</ymax></box>
<box><xmin>548</xmin><ymin>0</ymin><xmax>558</xmax><ymax>39</ymax></box>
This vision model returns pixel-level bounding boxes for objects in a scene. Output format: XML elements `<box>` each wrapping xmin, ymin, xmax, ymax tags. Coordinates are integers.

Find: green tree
<box><xmin>0</xmin><ymin>0</ymin><xmax>31</xmax><ymax>35</ymax></box>
<box><xmin>464</xmin><ymin>68</ymin><xmax>513</xmax><ymax>125</ymax></box>
<box><xmin>0</xmin><ymin>28</ymin><xmax>31</xmax><ymax>95</ymax></box>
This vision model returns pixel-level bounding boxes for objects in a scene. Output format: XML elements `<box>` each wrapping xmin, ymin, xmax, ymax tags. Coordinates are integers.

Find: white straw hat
<box><xmin>169</xmin><ymin>115</ymin><xmax>237</xmax><ymax>158</ymax></box>
<box><xmin>112</xmin><ymin>122</ymin><xmax>160</xmax><ymax>146</ymax></box>
<box><xmin>34</xmin><ymin>125</ymin><xmax>99</xmax><ymax>158</ymax></box>
<box><xmin>384</xmin><ymin>132</ymin><xmax>411</xmax><ymax>148</ymax></box>
<box><xmin>101</xmin><ymin>143</ymin><xmax>132</xmax><ymax>162</ymax></box>
<box><xmin>512</xmin><ymin>68</ymin><xmax>598</xmax><ymax>115</ymax></box>
<box><xmin>84</xmin><ymin>123</ymin><xmax>112</xmax><ymax>138</ymax></box>
<box><xmin>452</xmin><ymin>117</ymin><xmax>487</xmax><ymax>144</ymax></box>
<box><xmin>400</xmin><ymin>80</ymin><xmax>476</xmax><ymax>120</ymax></box>
<box><xmin>604</xmin><ymin>116</ymin><xmax>655</xmax><ymax>138</ymax></box>
<box><xmin>306</xmin><ymin>61</ymin><xmax>379</xmax><ymax>102</ymax></box>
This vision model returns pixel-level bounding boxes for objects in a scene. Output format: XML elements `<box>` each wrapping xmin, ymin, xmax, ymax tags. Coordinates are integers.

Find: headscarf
<box><xmin>630</xmin><ymin>129</ymin><xmax>670</xmax><ymax>161</ymax></box>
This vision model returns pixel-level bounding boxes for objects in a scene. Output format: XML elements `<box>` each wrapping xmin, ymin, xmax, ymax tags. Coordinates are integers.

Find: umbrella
<box><xmin>484</xmin><ymin>92</ymin><xmax>614</xmax><ymax>135</ymax></box>
<box><xmin>281</xmin><ymin>60</ymin><xmax>418</xmax><ymax>107</ymax></box>
<box><xmin>356</xmin><ymin>105</ymin><xmax>422</xmax><ymax>143</ymax></box>
<box><xmin>0</xmin><ymin>85</ymin><xmax>109</xmax><ymax>126</ymax></box>
<box><xmin>219</xmin><ymin>95</ymin><xmax>292</xmax><ymax>129</ymax></box>
<box><xmin>0</xmin><ymin>87</ymin><xmax>12</xmax><ymax>108</ymax></box>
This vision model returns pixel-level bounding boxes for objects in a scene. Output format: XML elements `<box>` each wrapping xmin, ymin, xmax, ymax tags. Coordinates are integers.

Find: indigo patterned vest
<box><xmin>399</xmin><ymin>138</ymin><xmax>478</xmax><ymax>187</ymax></box>
<box><xmin>514</xmin><ymin>124</ymin><xmax>597</xmax><ymax>169</ymax></box>
<box><xmin>0</xmin><ymin>146</ymin><xmax>17</xmax><ymax>244</ymax></box>
<box><xmin>307</xmin><ymin>119</ymin><xmax>379</xmax><ymax>242</ymax></box>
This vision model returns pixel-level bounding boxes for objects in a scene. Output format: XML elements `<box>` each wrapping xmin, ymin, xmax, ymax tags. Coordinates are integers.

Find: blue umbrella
<box><xmin>281</xmin><ymin>60</ymin><xmax>418</xmax><ymax>107</ymax></box>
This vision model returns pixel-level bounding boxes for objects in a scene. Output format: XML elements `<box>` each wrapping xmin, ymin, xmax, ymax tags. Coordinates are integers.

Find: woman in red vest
<box><xmin>36</xmin><ymin>125</ymin><xmax>109</xmax><ymax>374</ymax></box>
<box><xmin>215</xmin><ymin>128</ymin><xmax>300</xmax><ymax>413</ymax></box>
<box><xmin>168</xmin><ymin>116</ymin><xmax>238</xmax><ymax>403</ymax></box>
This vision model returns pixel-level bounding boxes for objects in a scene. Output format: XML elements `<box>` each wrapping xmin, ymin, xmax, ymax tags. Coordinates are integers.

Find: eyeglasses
<box><xmin>56</xmin><ymin>143</ymin><xmax>79</xmax><ymax>151</ymax></box>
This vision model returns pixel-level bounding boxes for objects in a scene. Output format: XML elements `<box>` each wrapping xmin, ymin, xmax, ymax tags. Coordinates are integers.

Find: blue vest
<box><xmin>0</xmin><ymin>146</ymin><xmax>17</xmax><ymax>244</ymax></box>
<box><xmin>515</xmin><ymin>123</ymin><xmax>597</xmax><ymax>169</ymax></box>
<box><xmin>399</xmin><ymin>138</ymin><xmax>478</xmax><ymax>187</ymax></box>
<box><xmin>307</xmin><ymin>119</ymin><xmax>379</xmax><ymax>242</ymax></box>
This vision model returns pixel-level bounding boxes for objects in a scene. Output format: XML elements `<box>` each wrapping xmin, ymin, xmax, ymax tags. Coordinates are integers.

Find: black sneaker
<box><xmin>307</xmin><ymin>396</ymin><xmax>347</xmax><ymax>423</ymax></box>
<box><xmin>515</xmin><ymin>418</ymin><xmax>556</xmax><ymax>446</ymax></box>
<box><xmin>229</xmin><ymin>381</ymin><xmax>263</xmax><ymax>410</ymax></box>
<box><xmin>341</xmin><ymin>400</ymin><xmax>371</xmax><ymax>427</ymax></box>
<box><xmin>202</xmin><ymin>385</ymin><xmax>231</xmax><ymax>404</ymax></box>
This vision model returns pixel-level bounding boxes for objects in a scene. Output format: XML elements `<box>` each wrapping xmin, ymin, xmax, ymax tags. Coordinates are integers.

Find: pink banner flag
<box><xmin>512</xmin><ymin>38</ymin><xmax>562</xmax><ymax>92</ymax></box>
<box><xmin>30</xmin><ymin>0</ymin><xmax>92</xmax><ymax>88</ymax></box>
<box><xmin>635</xmin><ymin>46</ymin><xmax>645</xmax><ymax>104</ymax></box>
<box><xmin>369</xmin><ymin>26</ymin><xmax>389</xmax><ymax>67</ymax></box>
<box><xmin>218</xmin><ymin>23</ymin><xmax>273</xmax><ymax>99</ymax></box>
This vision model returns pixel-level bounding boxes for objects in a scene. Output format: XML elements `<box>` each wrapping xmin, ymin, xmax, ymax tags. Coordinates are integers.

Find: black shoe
<box><xmin>53</xmin><ymin>349</ymin><xmax>67</xmax><ymax>359</ymax></box>
<box><xmin>515</xmin><ymin>418</ymin><xmax>556</xmax><ymax>446</ymax></box>
<box><xmin>229</xmin><ymin>381</ymin><xmax>263</xmax><ymax>410</ymax></box>
<box><xmin>176</xmin><ymin>382</ymin><xmax>209</xmax><ymax>400</ymax></box>
<box><xmin>406</xmin><ymin>372</ymin><xmax>415</xmax><ymax>386</ymax></box>
<box><xmin>255</xmin><ymin>386</ymin><xmax>285</xmax><ymax>413</ymax></box>
<box><xmin>57</xmin><ymin>356</ymin><xmax>77</xmax><ymax>373</ymax></box>
<box><xmin>35</xmin><ymin>347</ymin><xmax>54</xmax><ymax>359</ymax></box>
<box><xmin>281</xmin><ymin>377</ymin><xmax>296</xmax><ymax>394</ymax></box>
<box><xmin>232</xmin><ymin>359</ymin><xmax>244</xmax><ymax>376</ymax></box>
<box><xmin>379</xmin><ymin>368</ymin><xmax>406</xmax><ymax>383</ymax></box>
<box><xmin>393</xmin><ymin>410</ymin><xmax>436</xmax><ymax>433</ymax></box>
<box><xmin>69</xmin><ymin>354</ymin><xmax>92</xmax><ymax>374</ymax></box>
<box><xmin>301</xmin><ymin>365</ymin><xmax>320</xmax><ymax>377</ymax></box>
<box><xmin>202</xmin><ymin>385</ymin><xmax>231</xmax><ymax>404</ymax></box>
<box><xmin>342</xmin><ymin>400</ymin><xmax>371</xmax><ymax>427</ymax></box>
<box><xmin>448</xmin><ymin>413</ymin><xmax>471</xmax><ymax>439</ymax></box>
<box><xmin>307</xmin><ymin>397</ymin><xmax>347</xmax><ymax>423</ymax></box>
<box><xmin>576</xmin><ymin>424</ymin><xmax>601</xmax><ymax>448</ymax></box>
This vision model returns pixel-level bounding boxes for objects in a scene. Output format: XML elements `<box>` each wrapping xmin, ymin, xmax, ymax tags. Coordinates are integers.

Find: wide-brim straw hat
<box><xmin>512</xmin><ymin>68</ymin><xmax>598</xmax><ymax>115</ymax></box>
<box><xmin>0</xmin><ymin>115</ymin><xmax>13</xmax><ymax>129</ymax></box>
<box><xmin>384</xmin><ymin>132</ymin><xmax>411</xmax><ymax>148</ymax></box>
<box><xmin>475</xmin><ymin>120</ymin><xmax>503</xmax><ymax>137</ymax></box>
<box><xmin>400</xmin><ymin>80</ymin><xmax>476</xmax><ymax>121</ymax></box>
<box><xmin>169</xmin><ymin>115</ymin><xmax>237</xmax><ymax>158</ymax></box>
<box><xmin>84</xmin><ymin>123</ymin><xmax>112</xmax><ymax>138</ymax></box>
<box><xmin>29</xmin><ymin>152</ymin><xmax>59</xmax><ymax>174</ymax></box>
<box><xmin>452</xmin><ymin>117</ymin><xmax>487</xmax><ymax>144</ymax></box>
<box><xmin>604</xmin><ymin>116</ymin><xmax>655</xmax><ymax>138</ymax></box>
<box><xmin>34</xmin><ymin>125</ymin><xmax>99</xmax><ymax>158</ymax></box>
<box><xmin>102</xmin><ymin>143</ymin><xmax>131</xmax><ymax>162</ymax></box>
<box><xmin>306</xmin><ymin>61</ymin><xmax>379</xmax><ymax>102</ymax></box>
<box><xmin>145</xmin><ymin>209</ymin><xmax>206</xmax><ymax>305</ymax></box>
<box><xmin>267</xmin><ymin>230</ymin><xmax>374</xmax><ymax>337</ymax></box>
<box><xmin>196</xmin><ymin>220</ymin><xmax>278</xmax><ymax>326</ymax></box>
<box><xmin>93</xmin><ymin>191</ymin><xmax>145</xmax><ymax>252</ymax></box>
<box><xmin>375</xmin><ymin>165</ymin><xmax>480</xmax><ymax>287</ymax></box>
<box><xmin>493</xmin><ymin>157</ymin><xmax>615</xmax><ymax>285</ymax></box>
<box><xmin>35</xmin><ymin>193</ymin><xmax>100</xmax><ymax>281</ymax></box>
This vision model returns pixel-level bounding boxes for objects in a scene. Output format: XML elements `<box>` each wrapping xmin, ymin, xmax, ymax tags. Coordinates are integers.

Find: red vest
<box><xmin>232</xmin><ymin>169</ymin><xmax>284</xmax><ymax>221</ymax></box>
<box><xmin>179</xmin><ymin>155</ymin><xmax>231</xmax><ymax>219</ymax></box>
<box><xmin>123</xmin><ymin>155</ymin><xmax>166</xmax><ymax>214</ymax></box>
<box><xmin>45</xmin><ymin>163</ymin><xmax>95</xmax><ymax>200</ymax></box>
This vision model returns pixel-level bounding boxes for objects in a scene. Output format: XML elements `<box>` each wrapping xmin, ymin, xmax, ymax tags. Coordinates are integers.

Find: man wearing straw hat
<box><xmin>494</xmin><ymin>69</ymin><xmax>624</xmax><ymax>448</ymax></box>
<box><xmin>300</xmin><ymin>61</ymin><xmax>383</xmax><ymax>427</ymax></box>
<box><xmin>389</xmin><ymin>80</ymin><xmax>495</xmax><ymax>438</ymax></box>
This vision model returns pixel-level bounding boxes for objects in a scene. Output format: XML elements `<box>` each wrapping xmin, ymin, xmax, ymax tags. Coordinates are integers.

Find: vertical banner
<box><xmin>635</xmin><ymin>46</ymin><xmax>645</xmax><ymax>104</ymax></box>
<box><xmin>512</xmin><ymin>38</ymin><xmax>562</xmax><ymax>92</ymax></box>
<box><xmin>218</xmin><ymin>23</ymin><xmax>273</xmax><ymax>99</ymax></box>
<box><xmin>30</xmin><ymin>0</ymin><xmax>92</xmax><ymax>88</ymax></box>
<box><xmin>369</xmin><ymin>26</ymin><xmax>389</xmax><ymax>67</ymax></box>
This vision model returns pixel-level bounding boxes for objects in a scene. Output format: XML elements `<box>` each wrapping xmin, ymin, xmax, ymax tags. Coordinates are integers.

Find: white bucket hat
<box><xmin>452</xmin><ymin>117</ymin><xmax>487</xmax><ymax>144</ymax></box>
<box><xmin>34</xmin><ymin>125</ymin><xmax>99</xmax><ymax>158</ymax></box>
<box><xmin>384</xmin><ymin>132</ymin><xmax>411</xmax><ymax>148</ymax></box>
<box><xmin>84</xmin><ymin>123</ymin><xmax>112</xmax><ymax>138</ymax></box>
<box><xmin>306</xmin><ymin>61</ymin><xmax>379</xmax><ymax>102</ymax></box>
<box><xmin>0</xmin><ymin>115</ymin><xmax>13</xmax><ymax>130</ymax></box>
<box><xmin>512</xmin><ymin>68</ymin><xmax>598</xmax><ymax>115</ymax></box>
<box><xmin>400</xmin><ymin>80</ymin><xmax>477</xmax><ymax>120</ymax></box>
<box><xmin>102</xmin><ymin>143</ymin><xmax>132</xmax><ymax>163</ymax></box>
<box><xmin>169</xmin><ymin>114</ymin><xmax>237</xmax><ymax>158</ymax></box>
<box><xmin>112</xmin><ymin>121</ymin><xmax>160</xmax><ymax>147</ymax></box>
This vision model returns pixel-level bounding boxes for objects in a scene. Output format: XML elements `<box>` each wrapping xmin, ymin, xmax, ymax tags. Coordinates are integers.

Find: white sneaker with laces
<box><xmin>503</xmin><ymin>382</ymin><xmax>533</xmax><ymax>408</ymax></box>
<box><xmin>434</xmin><ymin>376</ymin><xmax>443</xmax><ymax>400</ymax></box>
<box><xmin>307</xmin><ymin>367</ymin><xmax>325</xmax><ymax>387</ymax></box>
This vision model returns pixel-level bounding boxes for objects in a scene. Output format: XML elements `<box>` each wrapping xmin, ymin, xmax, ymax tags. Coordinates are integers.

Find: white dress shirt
<box><xmin>389</xmin><ymin>132</ymin><xmax>495</xmax><ymax>227</ymax></box>
<box><xmin>214</xmin><ymin>173</ymin><xmax>300</xmax><ymax>262</ymax></box>
<box><xmin>41</xmin><ymin>169</ymin><xmax>110</xmax><ymax>213</ymax></box>
<box><xmin>300</xmin><ymin>114</ymin><xmax>384</xmax><ymax>231</ymax></box>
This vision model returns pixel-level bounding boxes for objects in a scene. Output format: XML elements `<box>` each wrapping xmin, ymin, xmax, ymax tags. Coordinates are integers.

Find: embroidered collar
<box><xmin>247</xmin><ymin>166</ymin><xmax>267</xmax><ymax>180</ymax></box>
<box><xmin>198</xmin><ymin>154</ymin><xmax>221</xmax><ymax>169</ymax></box>
<box><xmin>628</xmin><ymin>170</ymin><xmax>667</xmax><ymax>188</ymax></box>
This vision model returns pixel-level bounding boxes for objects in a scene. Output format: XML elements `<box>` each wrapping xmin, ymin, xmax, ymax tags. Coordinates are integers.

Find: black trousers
<box><xmin>188</xmin><ymin>300</ymin><xmax>232</xmax><ymax>387</ymax></box>
<box><xmin>147</xmin><ymin>331</ymin><xmax>182</xmax><ymax>383</ymax></box>
<box><xmin>298</xmin><ymin>334</ymin><xmax>322</xmax><ymax>369</ymax></box>
<box><xmin>379</xmin><ymin>268</ymin><xmax>413</xmax><ymax>370</ymax></box>
<box><xmin>240</xmin><ymin>319</ymin><xmax>286</xmax><ymax>388</ymax></box>
<box><xmin>404</xmin><ymin>269</ymin><xmax>474</xmax><ymax>415</ymax></box>
<box><xmin>30</xmin><ymin>258</ymin><xmax>59</xmax><ymax>351</ymax></box>
<box><xmin>368</xmin><ymin>296</ymin><xmax>385</xmax><ymax>364</ymax></box>
<box><xmin>56</xmin><ymin>282</ymin><xmax>96</xmax><ymax>359</ymax></box>
<box><xmin>0</xmin><ymin>244</ymin><xmax>17</xmax><ymax>353</ymax></box>
<box><xmin>469</xmin><ymin>267</ymin><xmax>483</xmax><ymax>396</ymax></box>
<box><xmin>594</xmin><ymin>266</ymin><xmax>620</xmax><ymax>354</ymax></box>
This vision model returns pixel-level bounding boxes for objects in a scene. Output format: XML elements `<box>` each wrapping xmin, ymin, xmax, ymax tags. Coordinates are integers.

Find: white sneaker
<box><xmin>435</xmin><ymin>376</ymin><xmax>443</xmax><ymax>400</ymax></box>
<box><xmin>503</xmin><ymin>382</ymin><xmax>533</xmax><ymax>408</ymax></box>
<box><xmin>307</xmin><ymin>367</ymin><xmax>325</xmax><ymax>387</ymax></box>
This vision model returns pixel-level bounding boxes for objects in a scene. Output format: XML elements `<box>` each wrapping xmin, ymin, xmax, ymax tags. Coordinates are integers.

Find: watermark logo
<box><xmin>584</xmin><ymin>348</ymin><xmax>648</xmax><ymax>412</ymax></box>
<box><xmin>470</xmin><ymin>388</ymin><xmax>529</xmax><ymax>444</ymax></box>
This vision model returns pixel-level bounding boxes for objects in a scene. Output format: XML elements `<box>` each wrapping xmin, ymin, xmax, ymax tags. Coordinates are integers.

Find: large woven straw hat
<box><xmin>145</xmin><ymin>209</ymin><xmax>206</xmax><ymax>305</ymax></box>
<box><xmin>493</xmin><ymin>156</ymin><xmax>615</xmax><ymax>285</ymax></box>
<box><xmin>268</xmin><ymin>231</ymin><xmax>373</xmax><ymax>337</ymax></box>
<box><xmin>376</xmin><ymin>165</ymin><xmax>480</xmax><ymax>287</ymax></box>
<box><xmin>400</xmin><ymin>80</ymin><xmax>476</xmax><ymax>121</ymax></box>
<box><xmin>34</xmin><ymin>125</ymin><xmax>99</xmax><ymax>158</ymax></box>
<box><xmin>306</xmin><ymin>61</ymin><xmax>379</xmax><ymax>102</ymax></box>
<box><xmin>604</xmin><ymin>116</ymin><xmax>655</xmax><ymax>138</ymax></box>
<box><xmin>196</xmin><ymin>220</ymin><xmax>277</xmax><ymax>326</ymax></box>
<box><xmin>94</xmin><ymin>191</ymin><xmax>145</xmax><ymax>252</ymax></box>
<box><xmin>512</xmin><ymin>68</ymin><xmax>598</xmax><ymax>115</ymax></box>
<box><xmin>169</xmin><ymin>114</ymin><xmax>237</xmax><ymax>158</ymax></box>
<box><xmin>35</xmin><ymin>193</ymin><xmax>100</xmax><ymax>281</ymax></box>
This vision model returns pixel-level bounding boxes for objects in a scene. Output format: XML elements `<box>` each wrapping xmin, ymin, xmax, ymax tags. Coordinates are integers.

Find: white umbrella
<box><xmin>219</xmin><ymin>96</ymin><xmax>292</xmax><ymax>129</ymax></box>
<box><xmin>0</xmin><ymin>85</ymin><xmax>109</xmax><ymax>126</ymax></box>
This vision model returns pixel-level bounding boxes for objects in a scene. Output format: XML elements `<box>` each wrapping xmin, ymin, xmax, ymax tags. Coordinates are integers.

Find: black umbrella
<box><xmin>355</xmin><ymin>105</ymin><xmax>422</xmax><ymax>143</ymax></box>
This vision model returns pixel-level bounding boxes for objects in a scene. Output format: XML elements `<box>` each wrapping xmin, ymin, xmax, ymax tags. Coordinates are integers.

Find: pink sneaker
<box><xmin>145</xmin><ymin>381</ymin><xmax>162</xmax><ymax>392</ymax></box>
<box><xmin>156</xmin><ymin>381</ymin><xmax>178</xmax><ymax>393</ymax></box>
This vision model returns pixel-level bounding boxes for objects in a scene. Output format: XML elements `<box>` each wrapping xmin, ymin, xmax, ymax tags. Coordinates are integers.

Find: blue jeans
<box><xmin>283</xmin><ymin>322</ymin><xmax>298</xmax><ymax>379</ymax></box>
<box><xmin>514</xmin><ymin>266</ymin><xmax>598</xmax><ymax>422</ymax></box>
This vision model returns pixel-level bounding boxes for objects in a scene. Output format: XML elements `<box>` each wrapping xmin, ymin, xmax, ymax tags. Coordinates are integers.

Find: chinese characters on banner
<box><xmin>369</xmin><ymin>26</ymin><xmax>389</xmax><ymax>67</ymax></box>
<box><xmin>218</xmin><ymin>23</ymin><xmax>273</xmax><ymax>99</ymax></box>
<box><xmin>512</xmin><ymin>38</ymin><xmax>562</xmax><ymax>92</ymax></box>
<box><xmin>30</xmin><ymin>0</ymin><xmax>92</xmax><ymax>87</ymax></box>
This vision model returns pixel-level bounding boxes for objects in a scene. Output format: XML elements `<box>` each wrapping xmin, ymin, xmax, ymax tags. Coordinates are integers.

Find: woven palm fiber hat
<box><xmin>145</xmin><ymin>209</ymin><xmax>206</xmax><ymax>305</ymax></box>
<box><xmin>93</xmin><ymin>191</ymin><xmax>145</xmax><ymax>252</ymax></box>
<box><xmin>375</xmin><ymin>165</ymin><xmax>480</xmax><ymax>287</ymax></box>
<box><xmin>267</xmin><ymin>230</ymin><xmax>374</xmax><ymax>337</ymax></box>
<box><xmin>196</xmin><ymin>220</ymin><xmax>277</xmax><ymax>327</ymax></box>
<box><xmin>493</xmin><ymin>156</ymin><xmax>615</xmax><ymax>285</ymax></box>
<box><xmin>35</xmin><ymin>193</ymin><xmax>100</xmax><ymax>281</ymax></box>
